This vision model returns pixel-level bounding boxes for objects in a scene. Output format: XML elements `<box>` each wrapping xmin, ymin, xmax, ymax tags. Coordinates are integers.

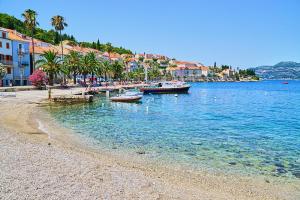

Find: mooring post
<box><xmin>106</xmin><ymin>90</ymin><xmax>110</xmax><ymax>98</ymax></box>
<box><xmin>48</xmin><ymin>87</ymin><xmax>52</xmax><ymax>99</ymax></box>
<box><xmin>82</xmin><ymin>89</ymin><xmax>85</xmax><ymax>98</ymax></box>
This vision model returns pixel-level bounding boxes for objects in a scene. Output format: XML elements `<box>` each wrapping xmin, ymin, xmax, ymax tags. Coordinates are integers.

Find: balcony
<box><xmin>0</xmin><ymin>59</ymin><xmax>13</xmax><ymax>66</ymax></box>
<box><xmin>17</xmin><ymin>49</ymin><xmax>30</xmax><ymax>55</ymax></box>
<box><xmin>21</xmin><ymin>61</ymin><xmax>29</xmax><ymax>66</ymax></box>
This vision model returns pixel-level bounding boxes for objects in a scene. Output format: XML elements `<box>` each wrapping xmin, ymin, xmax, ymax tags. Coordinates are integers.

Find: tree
<box><xmin>101</xmin><ymin>60</ymin><xmax>111</xmax><ymax>81</ymax></box>
<box><xmin>36</xmin><ymin>50</ymin><xmax>61</xmax><ymax>86</ymax></box>
<box><xmin>86</xmin><ymin>51</ymin><xmax>99</xmax><ymax>82</ymax></box>
<box><xmin>110</xmin><ymin>61</ymin><xmax>124</xmax><ymax>80</ymax></box>
<box><xmin>80</xmin><ymin>54</ymin><xmax>91</xmax><ymax>84</ymax></box>
<box><xmin>51</xmin><ymin>15</ymin><xmax>68</xmax><ymax>84</ymax></box>
<box><xmin>22</xmin><ymin>9</ymin><xmax>38</xmax><ymax>70</ymax></box>
<box><xmin>0</xmin><ymin>63</ymin><xmax>6</xmax><ymax>87</ymax></box>
<box><xmin>51</xmin><ymin>15</ymin><xmax>68</xmax><ymax>59</ymax></box>
<box><xmin>221</xmin><ymin>65</ymin><xmax>230</xmax><ymax>70</ymax></box>
<box><xmin>96</xmin><ymin>39</ymin><xmax>101</xmax><ymax>50</ymax></box>
<box><xmin>64</xmin><ymin>50</ymin><xmax>82</xmax><ymax>84</ymax></box>
<box><xmin>29</xmin><ymin>69</ymin><xmax>47</xmax><ymax>89</ymax></box>
<box><xmin>105</xmin><ymin>42</ymin><xmax>113</xmax><ymax>58</ymax></box>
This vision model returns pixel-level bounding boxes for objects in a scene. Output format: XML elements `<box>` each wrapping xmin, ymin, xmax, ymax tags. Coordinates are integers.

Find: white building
<box><xmin>167</xmin><ymin>61</ymin><xmax>209</xmax><ymax>81</ymax></box>
<box><xmin>0</xmin><ymin>28</ymin><xmax>13</xmax><ymax>86</ymax></box>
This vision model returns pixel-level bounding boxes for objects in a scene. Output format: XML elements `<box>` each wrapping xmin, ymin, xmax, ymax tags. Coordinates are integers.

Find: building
<box><xmin>7</xmin><ymin>29</ymin><xmax>31</xmax><ymax>86</ymax></box>
<box><xmin>0</xmin><ymin>28</ymin><xmax>13</xmax><ymax>86</ymax></box>
<box><xmin>221</xmin><ymin>68</ymin><xmax>235</xmax><ymax>79</ymax></box>
<box><xmin>167</xmin><ymin>61</ymin><xmax>208</xmax><ymax>81</ymax></box>
<box><xmin>126</xmin><ymin>58</ymin><xmax>139</xmax><ymax>72</ymax></box>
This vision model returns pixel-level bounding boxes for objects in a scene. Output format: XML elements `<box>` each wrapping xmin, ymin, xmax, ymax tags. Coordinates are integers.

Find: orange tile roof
<box><xmin>30</xmin><ymin>45</ymin><xmax>60</xmax><ymax>54</ymax></box>
<box><xmin>167</xmin><ymin>65</ymin><xmax>208</xmax><ymax>71</ymax></box>
<box><xmin>2</xmin><ymin>28</ymin><xmax>30</xmax><ymax>42</ymax></box>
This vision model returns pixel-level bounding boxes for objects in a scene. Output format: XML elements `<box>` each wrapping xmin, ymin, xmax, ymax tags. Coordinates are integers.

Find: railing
<box><xmin>17</xmin><ymin>49</ymin><xmax>30</xmax><ymax>55</ymax></box>
<box><xmin>21</xmin><ymin>61</ymin><xmax>29</xmax><ymax>66</ymax></box>
<box><xmin>0</xmin><ymin>59</ymin><xmax>13</xmax><ymax>66</ymax></box>
<box><xmin>13</xmin><ymin>76</ymin><xmax>28</xmax><ymax>80</ymax></box>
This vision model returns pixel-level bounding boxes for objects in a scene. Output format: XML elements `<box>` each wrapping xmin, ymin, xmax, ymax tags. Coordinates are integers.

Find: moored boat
<box><xmin>140</xmin><ymin>81</ymin><xmax>190</xmax><ymax>94</ymax></box>
<box><xmin>110</xmin><ymin>91</ymin><xmax>143</xmax><ymax>102</ymax></box>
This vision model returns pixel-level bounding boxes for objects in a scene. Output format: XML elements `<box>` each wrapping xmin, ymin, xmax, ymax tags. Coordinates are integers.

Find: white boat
<box><xmin>140</xmin><ymin>81</ymin><xmax>190</xmax><ymax>94</ymax></box>
<box><xmin>110</xmin><ymin>91</ymin><xmax>143</xmax><ymax>102</ymax></box>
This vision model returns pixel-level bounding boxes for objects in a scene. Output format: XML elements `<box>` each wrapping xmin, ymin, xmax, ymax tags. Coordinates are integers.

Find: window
<box><xmin>5</xmin><ymin>55</ymin><xmax>12</xmax><ymax>61</ymax></box>
<box><xmin>6</xmin><ymin>42</ymin><xmax>10</xmax><ymax>49</ymax></box>
<box><xmin>2</xmin><ymin>32</ymin><xmax>6</xmax><ymax>38</ymax></box>
<box><xmin>7</xmin><ymin>67</ymin><xmax>11</xmax><ymax>74</ymax></box>
<box><xmin>0</xmin><ymin>41</ymin><xmax>2</xmax><ymax>48</ymax></box>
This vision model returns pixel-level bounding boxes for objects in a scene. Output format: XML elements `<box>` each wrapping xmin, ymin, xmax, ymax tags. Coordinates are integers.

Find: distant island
<box><xmin>253</xmin><ymin>61</ymin><xmax>300</xmax><ymax>80</ymax></box>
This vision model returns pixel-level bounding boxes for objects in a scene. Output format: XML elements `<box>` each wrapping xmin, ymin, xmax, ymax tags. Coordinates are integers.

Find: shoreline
<box><xmin>1</xmin><ymin>89</ymin><xmax>300</xmax><ymax>199</ymax></box>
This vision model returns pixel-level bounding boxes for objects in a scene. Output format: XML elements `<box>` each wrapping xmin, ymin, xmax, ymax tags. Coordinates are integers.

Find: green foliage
<box><xmin>0</xmin><ymin>13</ymin><xmax>75</xmax><ymax>45</ymax></box>
<box><xmin>51</xmin><ymin>15</ymin><xmax>67</xmax><ymax>31</ymax></box>
<box><xmin>36</xmin><ymin>50</ymin><xmax>62</xmax><ymax>85</ymax></box>
<box><xmin>79</xmin><ymin>41</ymin><xmax>132</xmax><ymax>54</ymax></box>
<box><xmin>110</xmin><ymin>61</ymin><xmax>124</xmax><ymax>80</ymax></box>
<box><xmin>127</xmin><ymin>67</ymin><xmax>145</xmax><ymax>81</ymax></box>
<box><xmin>221</xmin><ymin>65</ymin><xmax>230</xmax><ymax>70</ymax></box>
<box><xmin>100</xmin><ymin>60</ymin><xmax>112</xmax><ymax>80</ymax></box>
<box><xmin>1</xmin><ymin>12</ymin><xmax>132</xmax><ymax>54</ymax></box>
<box><xmin>239</xmin><ymin>69</ymin><xmax>256</xmax><ymax>76</ymax></box>
<box><xmin>238</xmin><ymin>69</ymin><xmax>259</xmax><ymax>80</ymax></box>
<box><xmin>0</xmin><ymin>63</ymin><xmax>6</xmax><ymax>79</ymax></box>
<box><xmin>63</xmin><ymin>50</ymin><xmax>82</xmax><ymax>83</ymax></box>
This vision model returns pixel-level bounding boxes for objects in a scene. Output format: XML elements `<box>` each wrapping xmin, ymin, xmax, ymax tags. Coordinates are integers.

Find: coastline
<box><xmin>1</xmin><ymin>89</ymin><xmax>300</xmax><ymax>199</ymax></box>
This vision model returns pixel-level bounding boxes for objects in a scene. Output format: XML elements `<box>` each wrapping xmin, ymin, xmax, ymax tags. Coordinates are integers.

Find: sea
<box><xmin>46</xmin><ymin>80</ymin><xmax>300</xmax><ymax>179</ymax></box>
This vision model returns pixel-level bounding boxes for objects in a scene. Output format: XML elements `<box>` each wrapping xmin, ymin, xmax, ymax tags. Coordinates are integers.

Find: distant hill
<box><xmin>252</xmin><ymin>61</ymin><xmax>300</xmax><ymax>80</ymax></box>
<box><xmin>0</xmin><ymin>12</ymin><xmax>132</xmax><ymax>54</ymax></box>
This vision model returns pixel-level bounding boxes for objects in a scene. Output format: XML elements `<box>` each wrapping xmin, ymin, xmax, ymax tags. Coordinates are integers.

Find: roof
<box><xmin>167</xmin><ymin>65</ymin><xmax>209</xmax><ymax>71</ymax></box>
<box><xmin>30</xmin><ymin>44</ymin><xmax>60</xmax><ymax>54</ymax></box>
<box><xmin>1</xmin><ymin>28</ymin><xmax>30</xmax><ymax>42</ymax></box>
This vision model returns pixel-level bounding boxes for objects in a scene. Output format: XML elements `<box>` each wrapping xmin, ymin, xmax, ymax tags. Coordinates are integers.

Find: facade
<box><xmin>0</xmin><ymin>28</ymin><xmax>32</xmax><ymax>86</ymax></box>
<box><xmin>167</xmin><ymin>61</ymin><xmax>209</xmax><ymax>81</ymax></box>
<box><xmin>126</xmin><ymin>58</ymin><xmax>139</xmax><ymax>72</ymax></box>
<box><xmin>221</xmin><ymin>68</ymin><xmax>235</xmax><ymax>79</ymax></box>
<box><xmin>0</xmin><ymin>28</ymin><xmax>13</xmax><ymax>86</ymax></box>
<box><xmin>10</xmin><ymin>35</ymin><xmax>31</xmax><ymax>86</ymax></box>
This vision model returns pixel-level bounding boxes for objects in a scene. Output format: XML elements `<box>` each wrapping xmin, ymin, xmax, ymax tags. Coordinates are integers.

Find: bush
<box><xmin>29</xmin><ymin>69</ymin><xmax>47</xmax><ymax>89</ymax></box>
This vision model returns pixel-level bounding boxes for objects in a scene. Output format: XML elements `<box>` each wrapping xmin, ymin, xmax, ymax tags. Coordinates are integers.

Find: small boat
<box><xmin>110</xmin><ymin>91</ymin><xmax>143</xmax><ymax>102</ymax></box>
<box><xmin>282</xmin><ymin>82</ymin><xmax>289</xmax><ymax>84</ymax></box>
<box><xmin>140</xmin><ymin>81</ymin><xmax>190</xmax><ymax>94</ymax></box>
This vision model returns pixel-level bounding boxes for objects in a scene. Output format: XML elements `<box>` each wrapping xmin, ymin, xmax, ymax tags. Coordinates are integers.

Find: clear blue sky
<box><xmin>1</xmin><ymin>0</ymin><xmax>299</xmax><ymax>68</ymax></box>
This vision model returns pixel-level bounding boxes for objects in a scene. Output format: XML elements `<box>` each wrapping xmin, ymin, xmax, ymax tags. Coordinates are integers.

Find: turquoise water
<box><xmin>47</xmin><ymin>81</ymin><xmax>300</xmax><ymax>178</ymax></box>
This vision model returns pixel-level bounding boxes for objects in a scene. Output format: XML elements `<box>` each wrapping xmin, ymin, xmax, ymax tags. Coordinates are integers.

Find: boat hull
<box><xmin>140</xmin><ymin>86</ymin><xmax>190</xmax><ymax>94</ymax></box>
<box><xmin>110</xmin><ymin>96</ymin><xmax>142</xmax><ymax>102</ymax></box>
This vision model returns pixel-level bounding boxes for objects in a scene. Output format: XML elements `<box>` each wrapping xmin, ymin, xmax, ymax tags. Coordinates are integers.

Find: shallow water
<box><xmin>46</xmin><ymin>80</ymin><xmax>300</xmax><ymax>179</ymax></box>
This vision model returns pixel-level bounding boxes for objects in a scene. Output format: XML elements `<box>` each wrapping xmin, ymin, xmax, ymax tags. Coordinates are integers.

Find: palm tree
<box><xmin>51</xmin><ymin>15</ymin><xmax>68</xmax><ymax>58</ymax></box>
<box><xmin>105</xmin><ymin>43</ymin><xmax>113</xmax><ymax>58</ymax></box>
<box><xmin>64</xmin><ymin>51</ymin><xmax>82</xmax><ymax>84</ymax></box>
<box><xmin>36</xmin><ymin>50</ymin><xmax>61</xmax><ymax>86</ymax></box>
<box><xmin>110</xmin><ymin>61</ymin><xmax>124</xmax><ymax>80</ymax></box>
<box><xmin>22</xmin><ymin>9</ymin><xmax>38</xmax><ymax>70</ymax></box>
<box><xmin>80</xmin><ymin>54</ymin><xmax>91</xmax><ymax>84</ymax></box>
<box><xmin>101</xmin><ymin>60</ymin><xmax>111</xmax><ymax>81</ymax></box>
<box><xmin>86</xmin><ymin>52</ymin><xmax>99</xmax><ymax>82</ymax></box>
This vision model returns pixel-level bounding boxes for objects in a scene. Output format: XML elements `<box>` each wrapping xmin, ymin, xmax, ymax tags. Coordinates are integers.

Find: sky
<box><xmin>0</xmin><ymin>0</ymin><xmax>299</xmax><ymax>68</ymax></box>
